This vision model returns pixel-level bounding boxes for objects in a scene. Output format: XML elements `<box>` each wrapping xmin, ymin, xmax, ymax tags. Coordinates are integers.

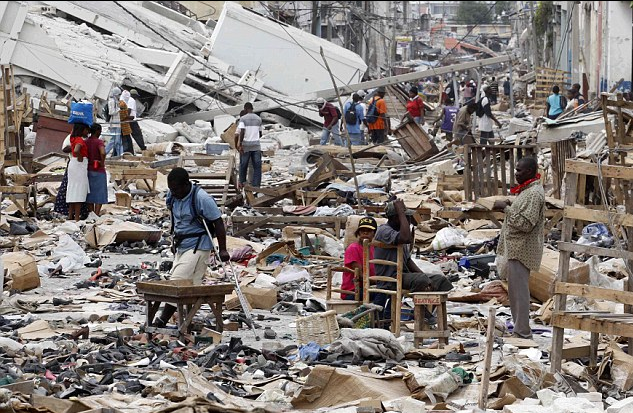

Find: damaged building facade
<box><xmin>1</xmin><ymin>1</ymin><xmax>633</xmax><ymax>413</ymax></box>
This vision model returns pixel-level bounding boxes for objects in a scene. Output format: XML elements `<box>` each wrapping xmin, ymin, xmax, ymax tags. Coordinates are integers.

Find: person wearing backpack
<box><xmin>476</xmin><ymin>86</ymin><xmax>502</xmax><ymax>144</ymax></box>
<box><xmin>153</xmin><ymin>167</ymin><xmax>230</xmax><ymax>328</ymax></box>
<box><xmin>316</xmin><ymin>97</ymin><xmax>343</xmax><ymax>146</ymax></box>
<box><xmin>546</xmin><ymin>85</ymin><xmax>565</xmax><ymax>120</ymax></box>
<box><xmin>402</xmin><ymin>86</ymin><xmax>425</xmax><ymax>125</ymax></box>
<box><xmin>343</xmin><ymin>93</ymin><xmax>365</xmax><ymax>145</ymax></box>
<box><xmin>367</xmin><ymin>87</ymin><xmax>389</xmax><ymax>144</ymax></box>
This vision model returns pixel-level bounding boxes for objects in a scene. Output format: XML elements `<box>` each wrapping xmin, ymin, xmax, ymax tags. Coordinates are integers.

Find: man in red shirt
<box><xmin>402</xmin><ymin>86</ymin><xmax>425</xmax><ymax>124</ymax></box>
<box><xmin>367</xmin><ymin>87</ymin><xmax>389</xmax><ymax>144</ymax></box>
<box><xmin>316</xmin><ymin>98</ymin><xmax>343</xmax><ymax>146</ymax></box>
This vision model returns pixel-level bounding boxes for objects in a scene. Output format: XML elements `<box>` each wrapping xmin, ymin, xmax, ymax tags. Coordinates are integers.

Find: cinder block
<box><xmin>578</xmin><ymin>393</ymin><xmax>604</xmax><ymax>403</ymax></box>
<box><xmin>552</xmin><ymin>397</ymin><xmax>603</xmax><ymax>413</ymax></box>
<box><xmin>503</xmin><ymin>405</ymin><xmax>548</xmax><ymax>413</ymax></box>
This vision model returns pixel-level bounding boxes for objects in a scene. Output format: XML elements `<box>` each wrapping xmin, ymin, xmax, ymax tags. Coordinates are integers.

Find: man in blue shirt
<box><xmin>546</xmin><ymin>85</ymin><xmax>564</xmax><ymax>120</ymax></box>
<box><xmin>343</xmin><ymin>93</ymin><xmax>366</xmax><ymax>145</ymax></box>
<box><xmin>153</xmin><ymin>167</ymin><xmax>230</xmax><ymax>327</ymax></box>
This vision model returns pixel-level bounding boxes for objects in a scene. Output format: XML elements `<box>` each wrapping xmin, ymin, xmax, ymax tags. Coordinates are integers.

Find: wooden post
<box><xmin>319</xmin><ymin>47</ymin><xmax>363</xmax><ymax>211</ymax></box>
<box><xmin>478</xmin><ymin>306</ymin><xmax>496</xmax><ymax>410</ymax></box>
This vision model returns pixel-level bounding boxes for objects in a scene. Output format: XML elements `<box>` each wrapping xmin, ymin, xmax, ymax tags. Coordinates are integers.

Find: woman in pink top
<box><xmin>342</xmin><ymin>217</ymin><xmax>378</xmax><ymax>300</ymax></box>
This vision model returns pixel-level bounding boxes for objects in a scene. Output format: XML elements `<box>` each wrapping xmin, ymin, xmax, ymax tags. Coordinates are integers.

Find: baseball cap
<box><xmin>357</xmin><ymin>217</ymin><xmax>377</xmax><ymax>231</ymax></box>
<box><xmin>316</xmin><ymin>97</ymin><xmax>325</xmax><ymax>105</ymax></box>
<box><xmin>130</xmin><ymin>89</ymin><xmax>140</xmax><ymax>97</ymax></box>
<box><xmin>385</xmin><ymin>201</ymin><xmax>415</xmax><ymax>217</ymax></box>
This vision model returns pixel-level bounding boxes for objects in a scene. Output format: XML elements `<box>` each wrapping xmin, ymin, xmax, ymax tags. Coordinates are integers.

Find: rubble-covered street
<box><xmin>1</xmin><ymin>1</ymin><xmax>633</xmax><ymax>413</ymax></box>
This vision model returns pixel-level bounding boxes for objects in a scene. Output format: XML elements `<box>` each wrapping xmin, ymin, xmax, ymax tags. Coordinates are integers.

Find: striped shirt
<box><xmin>238</xmin><ymin>112</ymin><xmax>263</xmax><ymax>151</ymax></box>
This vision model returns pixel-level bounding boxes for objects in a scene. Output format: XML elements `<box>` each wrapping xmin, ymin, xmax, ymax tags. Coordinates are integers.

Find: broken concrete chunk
<box><xmin>139</xmin><ymin>119</ymin><xmax>179</xmax><ymax>144</ymax></box>
<box><xmin>551</xmin><ymin>397</ymin><xmax>603</xmax><ymax>413</ymax></box>
<box><xmin>606</xmin><ymin>398</ymin><xmax>633</xmax><ymax>413</ymax></box>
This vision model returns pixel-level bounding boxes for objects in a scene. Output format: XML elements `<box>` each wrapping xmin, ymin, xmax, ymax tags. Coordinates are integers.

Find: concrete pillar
<box><xmin>148</xmin><ymin>52</ymin><xmax>194</xmax><ymax>119</ymax></box>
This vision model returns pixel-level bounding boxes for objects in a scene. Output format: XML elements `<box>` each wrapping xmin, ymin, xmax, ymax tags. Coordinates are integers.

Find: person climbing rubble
<box><xmin>373</xmin><ymin>200</ymin><xmax>453</xmax><ymax>323</ymax></box>
<box><xmin>316</xmin><ymin>97</ymin><xmax>343</xmax><ymax>146</ymax></box>
<box><xmin>494</xmin><ymin>156</ymin><xmax>545</xmax><ymax>339</ymax></box>
<box><xmin>153</xmin><ymin>167</ymin><xmax>230</xmax><ymax>328</ymax></box>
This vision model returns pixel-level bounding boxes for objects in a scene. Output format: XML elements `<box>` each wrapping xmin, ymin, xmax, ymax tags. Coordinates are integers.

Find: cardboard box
<box><xmin>2</xmin><ymin>252</ymin><xmax>40</xmax><ymax>292</ymax></box>
<box><xmin>529</xmin><ymin>248</ymin><xmax>590</xmax><ymax>303</ymax></box>
<box><xmin>242</xmin><ymin>286</ymin><xmax>278</xmax><ymax>310</ymax></box>
<box><xmin>115</xmin><ymin>192</ymin><xmax>131</xmax><ymax>208</ymax></box>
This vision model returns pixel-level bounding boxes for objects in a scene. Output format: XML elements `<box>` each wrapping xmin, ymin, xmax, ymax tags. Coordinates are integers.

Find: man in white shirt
<box><xmin>476</xmin><ymin>86</ymin><xmax>502</xmax><ymax>144</ymax></box>
<box><xmin>127</xmin><ymin>89</ymin><xmax>146</xmax><ymax>151</ymax></box>
<box><xmin>237</xmin><ymin>102</ymin><xmax>263</xmax><ymax>189</ymax></box>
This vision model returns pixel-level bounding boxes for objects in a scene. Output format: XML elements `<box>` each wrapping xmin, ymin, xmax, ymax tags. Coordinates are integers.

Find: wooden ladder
<box><xmin>1</xmin><ymin>65</ymin><xmax>20</xmax><ymax>169</ymax></box>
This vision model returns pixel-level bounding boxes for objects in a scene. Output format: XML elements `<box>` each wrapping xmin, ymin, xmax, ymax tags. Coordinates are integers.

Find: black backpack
<box><xmin>559</xmin><ymin>95</ymin><xmax>568</xmax><ymax>109</ymax></box>
<box><xmin>335</xmin><ymin>106</ymin><xmax>342</xmax><ymax>120</ymax></box>
<box><xmin>344</xmin><ymin>103</ymin><xmax>358</xmax><ymax>124</ymax></box>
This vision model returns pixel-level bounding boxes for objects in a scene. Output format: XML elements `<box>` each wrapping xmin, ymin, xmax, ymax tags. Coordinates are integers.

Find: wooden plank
<box><xmin>550</xmin><ymin>171</ymin><xmax>578</xmax><ymax>373</ymax></box>
<box><xmin>464</xmin><ymin>146</ymin><xmax>472</xmax><ymax>201</ymax></box>
<box><xmin>552</xmin><ymin>313</ymin><xmax>633</xmax><ymax>337</ymax></box>
<box><xmin>555</xmin><ymin>282</ymin><xmax>633</xmax><ymax>306</ymax></box>
<box><xmin>499</xmin><ymin>148</ymin><xmax>507</xmax><ymax>195</ymax></box>
<box><xmin>508</xmin><ymin>148</ymin><xmax>515</xmax><ymax>186</ymax></box>
<box><xmin>476</xmin><ymin>147</ymin><xmax>486</xmax><ymax>197</ymax></box>
<box><xmin>492</xmin><ymin>148</ymin><xmax>499</xmax><ymax>196</ymax></box>
<box><xmin>564</xmin><ymin>206</ymin><xmax>633</xmax><ymax>227</ymax></box>
<box><xmin>484</xmin><ymin>147</ymin><xmax>492</xmax><ymax>196</ymax></box>
<box><xmin>557</xmin><ymin>242</ymin><xmax>633</xmax><ymax>261</ymax></box>
<box><xmin>565</xmin><ymin>159</ymin><xmax>633</xmax><ymax>180</ymax></box>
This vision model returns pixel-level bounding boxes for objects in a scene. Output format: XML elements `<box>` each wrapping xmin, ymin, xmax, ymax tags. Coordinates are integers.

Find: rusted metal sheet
<box><xmin>392</xmin><ymin>119</ymin><xmax>439</xmax><ymax>162</ymax></box>
<box><xmin>33</xmin><ymin>114</ymin><xmax>72</xmax><ymax>159</ymax></box>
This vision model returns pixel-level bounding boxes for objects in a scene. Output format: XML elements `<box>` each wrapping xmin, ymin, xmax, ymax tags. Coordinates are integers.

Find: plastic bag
<box><xmin>431</xmin><ymin>227</ymin><xmax>467</xmax><ymax>250</ymax></box>
<box><xmin>49</xmin><ymin>234</ymin><xmax>89</xmax><ymax>272</ymax></box>
<box><xmin>276</xmin><ymin>265</ymin><xmax>310</xmax><ymax>284</ymax></box>
<box><xmin>577</xmin><ymin>223</ymin><xmax>613</xmax><ymax>247</ymax></box>
<box><xmin>68</xmin><ymin>101</ymin><xmax>94</xmax><ymax>126</ymax></box>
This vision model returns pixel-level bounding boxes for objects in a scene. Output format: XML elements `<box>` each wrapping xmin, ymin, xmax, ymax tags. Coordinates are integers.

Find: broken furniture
<box><xmin>137</xmin><ymin>280</ymin><xmax>234</xmax><ymax>337</ymax></box>
<box><xmin>392</xmin><ymin>118</ymin><xmax>439</xmax><ymax>162</ymax></box>
<box><xmin>363</xmin><ymin>240</ymin><xmax>407</xmax><ymax>337</ymax></box>
<box><xmin>109</xmin><ymin>167</ymin><xmax>157</xmax><ymax>193</ymax></box>
<box><xmin>326</xmin><ymin>266</ymin><xmax>361</xmax><ymax>314</ymax></box>
<box><xmin>179</xmin><ymin>154</ymin><xmax>237</xmax><ymax>210</ymax></box>
<box><xmin>550</xmin><ymin>159</ymin><xmax>633</xmax><ymax>372</ymax></box>
<box><xmin>464</xmin><ymin>144</ymin><xmax>537</xmax><ymax>201</ymax></box>
<box><xmin>232</xmin><ymin>215</ymin><xmax>348</xmax><ymax>238</ymax></box>
<box><xmin>0</xmin><ymin>185</ymin><xmax>36</xmax><ymax>216</ymax></box>
<box><xmin>533</xmin><ymin>67</ymin><xmax>570</xmax><ymax>110</ymax></box>
<box><xmin>436</xmin><ymin>172</ymin><xmax>464</xmax><ymax>205</ymax></box>
<box><xmin>412</xmin><ymin>292</ymin><xmax>450</xmax><ymax>349</ymax></box>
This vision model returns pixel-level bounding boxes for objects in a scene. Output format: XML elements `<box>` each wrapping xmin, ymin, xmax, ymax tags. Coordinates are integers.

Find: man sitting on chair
<box><xmin>373</xmin><ymin>199</ymin><xmax>453</xmax><ymax>321</ymax></box>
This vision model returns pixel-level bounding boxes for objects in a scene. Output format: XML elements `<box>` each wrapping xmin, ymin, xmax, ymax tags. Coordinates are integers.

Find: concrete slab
<box><xmin>606</xmin><ymin>398</ymin><xmax>633</xmax><ymax>413</ymax></box>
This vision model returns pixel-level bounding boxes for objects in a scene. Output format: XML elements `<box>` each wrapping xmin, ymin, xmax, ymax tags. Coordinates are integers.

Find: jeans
<box><xmin>239</xmin><ymin>150</ymin><xmax>262</xmax><ymax>187</ymax></box>
<box><xmin>320</xmin><ymin>122</ymin><xmax>343</xmax><ymax>146</ymax></box>
<box><xmin>122</xmin><ymin>135</ymin><xmax>134</xmax><ymax>154</ymax></box>
<box><xmin>104</xmin><ymin>132</ymin><xmax>123</xmax><ymax>157</ymax></box>
<box><xmin>348</xmin><ymin>133</ymin><xmax>363</xmax><ymax>145</ymax></box>
<box><xmin>414</xmin><ymin>116</ymin><xmax>424</xmax><ymax>125</ymax></box>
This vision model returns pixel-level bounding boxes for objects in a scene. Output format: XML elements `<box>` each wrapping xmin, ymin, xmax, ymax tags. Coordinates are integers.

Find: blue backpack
<box><xmin>366</xmin><ymin>98</ymin><xmax>382</xmax><ymax>124</ymax></box>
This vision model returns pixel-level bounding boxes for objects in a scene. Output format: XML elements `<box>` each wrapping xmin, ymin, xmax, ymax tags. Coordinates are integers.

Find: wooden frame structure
<box><xmin>550</xmin><ymin>159</ymin><xmax>633</xmax><ymax>372</ymax></box>
<box><xmin>464</xmin><ymin>144</ymin><xmax>537</xmax><ymax>201</ymax></box>
<box><xmin>179</xmin><ymin>154</ymin><xmax>237</xmax><ymax>210</ymax></box>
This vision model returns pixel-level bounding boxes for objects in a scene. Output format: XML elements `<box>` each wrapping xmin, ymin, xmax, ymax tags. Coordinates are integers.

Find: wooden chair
<box><xmin>362</xmin><ymin>239</ymin><xmax>406</xmax><ymax>337</ymax></box>
<box><xmin>326</xmin><ymin>265</ymin><xmax>362</xmax><ymax>314</ymax></box>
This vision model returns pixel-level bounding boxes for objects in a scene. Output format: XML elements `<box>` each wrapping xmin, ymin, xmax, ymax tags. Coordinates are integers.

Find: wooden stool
<box><xmin>136</xmin><ymin>280</ymin><xmax>233</xmax><ymax>338</ymax></box>
<box><xmin>412</xmin><ymin>292</ymin><xmax>450</xmax><ymax>348</ymax></box>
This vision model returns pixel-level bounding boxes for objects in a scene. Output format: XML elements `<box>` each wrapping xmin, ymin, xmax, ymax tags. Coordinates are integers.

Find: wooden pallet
<box><xmin>178</xmin><ymin>154</ymin><xmax>237</xmax><ymax>210</ymax></box>
<box><xmin>464</xmin><ymin>144</ymin><xmax>537</xmax><ymax>201</ymax></box>
<box><xmin>534</xmin><ymin>67</ymin><xmax>571</xmax><ymax>109</ymax></box>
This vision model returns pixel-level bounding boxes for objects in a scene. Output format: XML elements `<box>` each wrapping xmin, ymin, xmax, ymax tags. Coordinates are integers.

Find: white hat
<box><xmin>316</xmin><ymin>97</ymin><xmax>325</xmax><ymax>105</ymax></box>
<box><xmin>357</xmin><ymin>90</ymin><xmax>367</xmax><ymax>98</ymax></box>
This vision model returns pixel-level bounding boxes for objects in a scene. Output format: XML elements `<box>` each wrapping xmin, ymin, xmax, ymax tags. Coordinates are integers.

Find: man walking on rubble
<box><xmin>236</xmin><ymin>102</ymin><xmax>263</xmax><ymax>189</ymax></box>
<box><xmin>127</xmin><ymin>89</ymin><xmax>147</xmax><ymax>152</ymax></box>
<box><xmin>104</xmin><ymin>87</ymin><xmax>123</xmax><ymax>157</ymax></box>
<box><xmin>367</xmin><ymin>87</ymin><xmax>389</xmax><ymax>145</ymax></box>
<box><xmin>343</xmin><ymin>93</ymin><xmax>366</xmax><ymax>145</ymax></box>
<box><xmin>153</xmin><ymin>167</ymin><xmax>230</xmax><ymax>328</ymax></box>
<box><xmin>316</xmin><ymin>97</ymin><xmax>344</xmax><ymax>146</ymax></box>
<box><xmin>373</xmin><ymin>199</ymin><xmax>453</xmax><ymax>323</ymax></box>
<box><xmin>489</xmin><ymin>77</ymin><xmax>499</xmax><ymax>105</ymax></box>
<box><xmin>477</xmin><ymin>85</ymin><xmax>502</xmax><ymax>144</ymax></box>
<box><xmin>494</xmin><ymin>157</ymin><xmax>545</xmax><ymax>339</ymax></box>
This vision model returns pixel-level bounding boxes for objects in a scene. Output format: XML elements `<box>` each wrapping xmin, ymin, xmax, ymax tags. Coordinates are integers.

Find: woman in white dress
<box><xmin>66</xmin><ymin>123</ymin><xmax>90</xmax><ymax>221</ymax></box>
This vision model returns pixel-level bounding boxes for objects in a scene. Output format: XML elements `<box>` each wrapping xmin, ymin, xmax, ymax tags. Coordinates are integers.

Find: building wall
<box><xmin>605</xmin><ymin>1</ymin><xmax>632</xmax><ymax>92</ymax></box>
<box><xmin>178</xmin><ymin>1</ymin><xmax>254</xmax><ymax>21</ymax></box>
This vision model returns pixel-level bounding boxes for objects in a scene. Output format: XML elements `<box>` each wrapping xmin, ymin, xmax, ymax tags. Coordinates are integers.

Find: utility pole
<box><xmin>530</xmin><ymin>1</ymin><xmax>540</xmax><ymax>69</ymax></box>
<box><xmin>311</xmin><ymin>1</ymin><xmax>319</xmax><ymax>36</ymax></box>
<box><xmin>391</xmin><ymin>1</ymin><xmax>397</xmax><ymax>71</ymax></box>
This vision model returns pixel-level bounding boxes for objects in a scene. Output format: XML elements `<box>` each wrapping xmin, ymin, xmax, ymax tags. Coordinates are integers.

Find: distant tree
<box><xmin>456</xmin><ymin>1</ymin><xmax>493</xmax><ymax>25</ymax></box>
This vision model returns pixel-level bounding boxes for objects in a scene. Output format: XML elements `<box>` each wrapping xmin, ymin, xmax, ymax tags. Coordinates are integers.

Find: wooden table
<box><xmin>137</xmin><ymin>280</ymin><xmax>234</xmax><ymax>337</ymax></box>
